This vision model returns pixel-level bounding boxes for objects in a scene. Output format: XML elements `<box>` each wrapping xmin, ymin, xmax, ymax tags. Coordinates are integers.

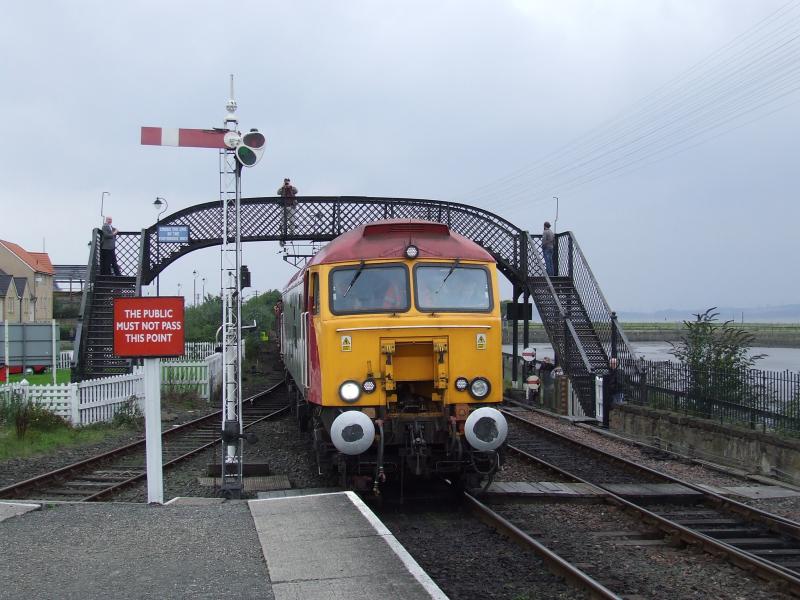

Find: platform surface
<box><xmin>0</xmin><ymin>501</ymin><xmax>273</xmax><ymax>600</ymax></box>
<box><xmin>0</xmin><ymin>501</ymin><xmax>40</xmax><ymax>522</ymax></box>
<box><xmin>249</xmin><ymin>491</ymin><xmax>447</xmax><ymax>600</ymax></box>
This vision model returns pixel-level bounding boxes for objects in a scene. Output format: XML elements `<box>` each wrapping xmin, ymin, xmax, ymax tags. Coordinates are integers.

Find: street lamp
<box><xmin>177</xmin><ymin>283</ymin><xmax>182</xmax><ymax>298</ymax></box>
<box><xmin>193</xmin><ymin>270</ymin><xmax>198</xmax><ymax>307</ymax></box>
<box><xmin>153</xmin><ymin>197</ymin><xmax>168</xmax><ymax>295</ymax></box>
<box><xmin>553</xmin><ymin>196</ymin><xmax>559</xmax><ymax>232</ymax></box>
<box><xmin>100</xmin><ymin>192</ymin><xmax>110</xmax><ymax>221</ymax></box>
<box><xmin>202</xmin><ymin>277</ymin><xmax>206</xmax><ymax>301</ymax></box>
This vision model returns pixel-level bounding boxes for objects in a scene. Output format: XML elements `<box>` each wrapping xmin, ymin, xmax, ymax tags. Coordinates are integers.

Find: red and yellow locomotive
<box><xmin>280</xmin><ymin>220</ymin><xmax>507</xmax><ymax>491</ymax></box>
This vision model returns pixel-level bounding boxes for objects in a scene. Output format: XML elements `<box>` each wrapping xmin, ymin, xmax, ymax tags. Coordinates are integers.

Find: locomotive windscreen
<box><xmin>414</xmin><ymin>264</ymin><xmax>492</xmax><ymax>311</ymax></box>
<box><xmin>330</xmin><ymin>264</ymin><xmax>410</xmax><ymax>313</ymax></box>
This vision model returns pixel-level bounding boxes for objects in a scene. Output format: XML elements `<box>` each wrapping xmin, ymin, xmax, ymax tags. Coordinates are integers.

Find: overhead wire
<box><xmin>455</xmin><ymin>0</ymin><xmax>799</xmax><ymax>200</ymax></box>
<box><xmin>454</xmin><ymin>1</ymin><xmax>800</xmax><ymax>213</ymax></box>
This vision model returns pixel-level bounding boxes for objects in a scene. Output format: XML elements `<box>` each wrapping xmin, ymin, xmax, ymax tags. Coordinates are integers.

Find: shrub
<box><xmin>113</xmin><ymin>397</ymin><xmax>144</xmax><ymax>429</ymax></box>
<box><xmin>0</xmin><ymin>392</ymin><xmax>68</xmax><ymax>438</ymax></box>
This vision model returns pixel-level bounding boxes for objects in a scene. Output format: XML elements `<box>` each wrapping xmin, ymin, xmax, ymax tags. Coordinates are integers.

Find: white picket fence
<box><xmin>0</xmin><ymin>357</ymin><xmax>214</xmax><ymax>426</ymax></box>
<box><xmin>55</xmin><ymin>343</ymin><xmax>213</xmax><ymax>371</ymax></box>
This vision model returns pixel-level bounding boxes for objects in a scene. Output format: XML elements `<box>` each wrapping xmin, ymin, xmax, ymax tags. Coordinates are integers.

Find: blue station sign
<box><xmin>157</xmin><ymin>225</ymin><xmax>190</xmax><ymax>243</ymax></box>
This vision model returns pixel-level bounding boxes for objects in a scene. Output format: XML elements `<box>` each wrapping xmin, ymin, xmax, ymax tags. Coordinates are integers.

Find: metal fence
<box><xmin>624</xmin><ymin>360</ymin><xmax>800</xmax><ymax>436</ymax></box>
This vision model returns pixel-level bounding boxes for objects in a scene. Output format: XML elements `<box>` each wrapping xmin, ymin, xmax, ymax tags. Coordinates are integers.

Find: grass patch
<box><xmin>163</xmin><ymin>388</ymin><xmax>206</xmax><ymax>411</ymax></box>
<box><xmin>7</xmin><ymin>369</ymin><xmax>71</xmax><ymax>385</ymax></box>
<box><xmin>0</xmin><ymin>422</ymin><xmax>129</xmax><ymax>460</ymax></box>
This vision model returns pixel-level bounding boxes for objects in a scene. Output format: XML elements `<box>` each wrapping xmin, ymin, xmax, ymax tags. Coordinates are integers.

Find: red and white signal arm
<box><xmin>114</xmin><ymin>297</ymin><xmax>185</xmax><ymax>358</ymax></box>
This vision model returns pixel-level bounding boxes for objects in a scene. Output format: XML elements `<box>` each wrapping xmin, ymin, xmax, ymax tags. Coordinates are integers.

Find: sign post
<box><xmin>113</xmin><ymin>296</ymin><xmax>185</xmax><ymax>504</ymax></box>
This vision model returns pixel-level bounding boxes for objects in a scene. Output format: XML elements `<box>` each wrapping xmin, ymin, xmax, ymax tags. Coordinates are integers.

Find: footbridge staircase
<box><xmin>71</xmin><ymin>197</ymin><xmax>638</xmax><ymax>417</ymax></box>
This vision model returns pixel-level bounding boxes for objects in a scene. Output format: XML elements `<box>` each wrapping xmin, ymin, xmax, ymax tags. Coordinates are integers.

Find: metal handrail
<box><xmin>71</xmin><ymin>228</ymin><xmax>101</xmax><ymax>380</ymax></box>
<box><xmin>563</xmin><ymin>232</ymin><xmax>640</xmax><ymax>375</ymax></box>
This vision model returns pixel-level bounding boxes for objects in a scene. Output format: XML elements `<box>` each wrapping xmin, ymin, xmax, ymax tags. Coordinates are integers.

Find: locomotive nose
<box><xmin>330</xmin><ymin>411</ymin><xmax>376</xmax><ymax>455</ymax></box>
<box><xmin>464</xmin><ymin>407</ymin><xmax>508</xmax><ymax>452</ymax></box>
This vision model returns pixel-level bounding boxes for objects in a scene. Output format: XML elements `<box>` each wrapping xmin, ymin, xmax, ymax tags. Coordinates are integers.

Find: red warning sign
<box><xmin>113</xmin><ymin>297</ymin><xmax>185</xmax><ymax>357</ymax></box>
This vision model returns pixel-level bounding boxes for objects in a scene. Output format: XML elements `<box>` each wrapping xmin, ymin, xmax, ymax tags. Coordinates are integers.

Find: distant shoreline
<box><xmin>502</xmin><ymin>323</ymin><xmax>800</xmax><ymax>349</ymax></box>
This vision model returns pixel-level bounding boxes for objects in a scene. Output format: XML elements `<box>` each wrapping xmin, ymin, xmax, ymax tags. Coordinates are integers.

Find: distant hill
<box><xmin>617</xmin><ymin>304</ymin><xmax>800</xmax><ymax>323</ymax></box>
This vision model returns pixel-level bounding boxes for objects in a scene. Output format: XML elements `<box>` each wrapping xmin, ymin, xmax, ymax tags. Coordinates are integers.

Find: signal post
<box><xmin>141</xmin><ymin>77</ymin><xmax>265</xmax><ymax>497</ymax></box>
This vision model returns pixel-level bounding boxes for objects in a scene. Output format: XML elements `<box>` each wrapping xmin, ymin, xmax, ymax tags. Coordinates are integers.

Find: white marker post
<box><xmin>144</xmin><ymin>357</ymin><xmax>163</xmax><ymax>504</ymax></box>
<box><xmin>112</xmin><ymin>296</ymin><xmax>185</xmax><ymax>506</ymax></box>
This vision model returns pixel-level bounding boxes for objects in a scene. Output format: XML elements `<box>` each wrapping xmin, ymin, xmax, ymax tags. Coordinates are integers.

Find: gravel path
<box><xmin>498</xmin><ymin>501</ymin><xmax>792</xmax><ymax>600</ymax></box>
<box><xmin>113</xmin><ymin>411</ymin><xmax>335</xmax><ymax>502</ymax></box>
<box><xmin>379</xmin><ymin>505</ymin><xmax>587</xmax><ymax>600</ymax></box>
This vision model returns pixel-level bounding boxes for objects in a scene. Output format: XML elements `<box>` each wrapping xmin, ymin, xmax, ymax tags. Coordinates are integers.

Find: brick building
<box><xmin>0</xmin><ymin>240</ymin><xmax>54</xmax><ymax>322</ymax></box>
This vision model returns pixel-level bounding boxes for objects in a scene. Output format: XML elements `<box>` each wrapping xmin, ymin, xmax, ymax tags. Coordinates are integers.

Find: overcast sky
<box><xmin>2</xmin><ymin>1</ymin><xmax>798</xmax><ymax>314</ymax></box>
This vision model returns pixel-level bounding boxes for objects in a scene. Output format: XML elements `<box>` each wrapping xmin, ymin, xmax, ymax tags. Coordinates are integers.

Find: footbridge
<box><xmin>72</xmin><ymin>196</ymin><xmax>637</xmax><ymax>417</ymax></box>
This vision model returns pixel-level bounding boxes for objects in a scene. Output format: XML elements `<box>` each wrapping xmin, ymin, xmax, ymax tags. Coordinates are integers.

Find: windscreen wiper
<box><xmin>343</xmin><ymin>260</ymin><xmax>366</xmax><ymax>297</ymax></box>
<box><xmin>435</xmin><ymin>258</ymin><xmax>460</xmax><ymax>294</ymax></box>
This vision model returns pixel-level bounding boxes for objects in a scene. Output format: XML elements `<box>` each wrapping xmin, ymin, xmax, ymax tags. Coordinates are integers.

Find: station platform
<box><xmin>0</xmin><ymin>492</ymin><xmax>446</xmax><ymax>600</ymax></box>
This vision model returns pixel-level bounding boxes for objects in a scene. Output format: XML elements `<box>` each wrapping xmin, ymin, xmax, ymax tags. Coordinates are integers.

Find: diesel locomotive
<box><xmin>280</xmin><ymin>219</ymin><xmax>508</xmax><ymax>492</ymax></box>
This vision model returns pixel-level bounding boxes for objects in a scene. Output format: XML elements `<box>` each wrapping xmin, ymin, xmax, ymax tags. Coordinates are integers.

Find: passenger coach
<box><xmin>280</xmin><ymin>219</ymin><xmax>508</xmax><ymax>492</ymax></box>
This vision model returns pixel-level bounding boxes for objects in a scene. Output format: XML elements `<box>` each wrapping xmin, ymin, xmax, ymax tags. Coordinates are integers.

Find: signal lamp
<box><xmin>362</xmin><ymin>378</ymin><xmax>377</xmax><ymax>394</ymax></box>
<box><xmin>404</xmin><ymin>245</ymin><xmax>419</xmax><ymax>259</ymax></box>
<box><xmin>235</xmin><ymin>129</ymin><xmax>266</xmax><ymax>167</ymax></box>
<box><xmin>469</xmin><ymin>377</ymin><xmax>491</xmax><ymax>400</ymax></box>
<box><xmin>339</xmin><ymin>380</ymin><xmax>361</xmax><ymax>403</ymax></box>
<box><xmin>455</xmin><ymin>377</ymin><xmax>469</xmax><ymax>392</ymax></box>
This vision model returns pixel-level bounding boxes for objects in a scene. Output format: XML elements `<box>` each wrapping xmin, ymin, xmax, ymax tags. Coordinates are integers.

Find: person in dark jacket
<box><xmin>277</xmin><ymin>178</ymin><xmax>298</xmax><ymax>206</ymax></box>
<box><xmin>277</xmin><ymin>178</ymin><xmax>298</xmax><ymax>238</ymax></box>
<box><xmin>602</xmin><ymin>357</ymin><xmax>625</xmax><ymax>427</ymax></box>
<box><xmin>101</xmin><ymin>216</ymin><xmax>121</xmax><ymax>276</ymax></box>
<box><xmin>542</xmin><ymin>221</ymin><xmax>555</xmax><ymax>276</ymax></box>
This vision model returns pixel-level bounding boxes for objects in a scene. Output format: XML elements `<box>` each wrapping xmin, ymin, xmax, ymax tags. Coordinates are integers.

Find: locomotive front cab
<box><xmin>306</xmin><ymin>224</ymin><xmax>508</xmax><ymax>489</ymax></box>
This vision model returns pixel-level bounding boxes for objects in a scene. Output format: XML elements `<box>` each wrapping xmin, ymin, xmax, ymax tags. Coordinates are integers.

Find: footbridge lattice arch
<box><xmin>77</xmin><ymin>196</ymin><xmax>638</xmax><ymax>418</ymax></box>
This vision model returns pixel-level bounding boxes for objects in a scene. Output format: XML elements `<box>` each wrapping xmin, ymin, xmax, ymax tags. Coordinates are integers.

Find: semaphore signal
<box><xmin>140</xmin><ymin>75</ymin><xmax>263</xmax><ymax>498</ymax></box>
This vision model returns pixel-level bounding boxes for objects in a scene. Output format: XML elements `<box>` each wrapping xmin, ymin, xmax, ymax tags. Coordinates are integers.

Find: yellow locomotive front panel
<box><xmin>282</xmin><ymin>221</ymin><xmax>508</xmax><ymax>492</ymax></box>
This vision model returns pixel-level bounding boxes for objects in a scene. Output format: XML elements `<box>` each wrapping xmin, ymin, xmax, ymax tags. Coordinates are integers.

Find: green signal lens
<box><xmin>242</xmin><ymin>132</ymin><xmax>265</xmax><ymax>149</ymax></box>
<box><xmin>237</xmin><ymin>146</ymin><xmax>257</xmax><ymax>166</ymax></box>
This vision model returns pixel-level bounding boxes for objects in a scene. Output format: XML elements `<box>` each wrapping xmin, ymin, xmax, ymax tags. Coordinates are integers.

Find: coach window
<box><xmin>311</xmin><ymin>273</ymin><xmax>320</xmax><ymax>314</ymax></box>
<box><xmin>414</xmin><ymin>263</ymin><xmax>492</xmax><ymax>312</ymax></box>
<box><xmin>330</xmin><ymin>264</ymin><xmax>410</xmax><ymax>314</ymax></box>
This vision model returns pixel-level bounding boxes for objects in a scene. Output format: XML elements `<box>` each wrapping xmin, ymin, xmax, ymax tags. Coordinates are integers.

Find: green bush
<box><xmin>112</xmin><ymin>397</ymin><xmax>144</xmax><ymax>429</ymax></box>
<box><xmin>0</xmin><ymin>393</ymin><xmax>69</xmax><ymax>438</ymax></box>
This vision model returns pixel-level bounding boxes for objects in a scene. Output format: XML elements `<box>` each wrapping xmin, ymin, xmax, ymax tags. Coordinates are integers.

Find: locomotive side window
<box><xmin>414</xmin><ymin>264</ymin><xmax>492</xmax><ymax>312</ymax></box>
<box><xmin>330</xmin><ymin>264</ymin><xmax>410</xmax><ymax>314</ymax></box>
<box><xmin>311</xmin><ymin>272</ymin><xmax>320</xmax><ymax>314</ymax></box>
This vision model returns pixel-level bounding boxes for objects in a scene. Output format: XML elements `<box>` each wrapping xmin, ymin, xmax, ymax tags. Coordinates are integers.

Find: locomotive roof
<box><xmin>308</xmin><ymin>219</ymin><xmax>495</xmax><ymax>267</ymax></box>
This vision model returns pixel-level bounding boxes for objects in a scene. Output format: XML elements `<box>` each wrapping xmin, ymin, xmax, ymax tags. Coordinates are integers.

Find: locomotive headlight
<box><xmin>339</xmin><ymin>380</ymin><xmax>361</xmax><ymax>403</ymax></box>
<box><xmin>455</xmin><ymin>377</ymin><xmax>469</xmax><ymax>392</ymax></box>
<box><xmin>469</xmin><ymin>377</ymin><xmax>491</xmax><ymax>399</ymax></box>
<box><xmin>362</xmin><ymin>378</ymin><xmax>377</xmax><ymax>394</ymax></box>
<box><xmin>404</xmin><ymin>244</ymin><xmax>419</xmax><ymax>259</ymax></box>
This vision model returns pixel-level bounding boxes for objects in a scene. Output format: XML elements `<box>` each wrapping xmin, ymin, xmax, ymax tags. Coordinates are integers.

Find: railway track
<box><xmin>501</xmin><ymin>405</ymin><xmax>800</xmax><ymax>595</ymax></box>
<box><xmin>463</xmin><ymin>491</ymin><xmax>621</xmax><ymax>598</ymax></box>
<box><xmin>0</xmin><ymin>381</ymin><xmax>288</xmax><ymax>502</ymax></box>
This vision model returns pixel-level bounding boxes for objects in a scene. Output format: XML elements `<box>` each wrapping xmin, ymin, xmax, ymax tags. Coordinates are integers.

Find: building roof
<box><xmin>0</xmin><ymin>240</ymin><xmax>55</xmax><ymax>275</ymax></box>
<box><xmin>13</xmin><ymin>277</ymin><xmax>27</xmax><ymax>296</ymax></box>
<box><xmin>0</xmin><ymin>273</ymin><xmax>13</xmax><ymax>296</ymax></box>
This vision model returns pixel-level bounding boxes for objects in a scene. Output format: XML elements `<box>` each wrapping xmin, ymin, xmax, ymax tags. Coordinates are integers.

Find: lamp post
<box><xmin>553</xmin><ymin>196</ymin><xmax>559</xmax><ymax>232</ymax></box>
<box><xmin>177</xmin><ymin>283</ymin><xmax>182</xmax><ymax>298</ymax></box>
<box><xmin>153</xmin><ymin>197</ymin><xmax>168</xmax><ymax>295</ymax></box>
<box><xmin>202</xmin><ymin>277</ymin><xmax>206</xmax><ymax>302</ymax></box>
<box><xmin>193</xmin><ymin>270</ymin><xmax>198</xmax><ymax>307</ymax></box>
<box><xmin>100</xmin><ymin>191</ymin><xmax>110</xmax><ymax>221</ymax></box>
